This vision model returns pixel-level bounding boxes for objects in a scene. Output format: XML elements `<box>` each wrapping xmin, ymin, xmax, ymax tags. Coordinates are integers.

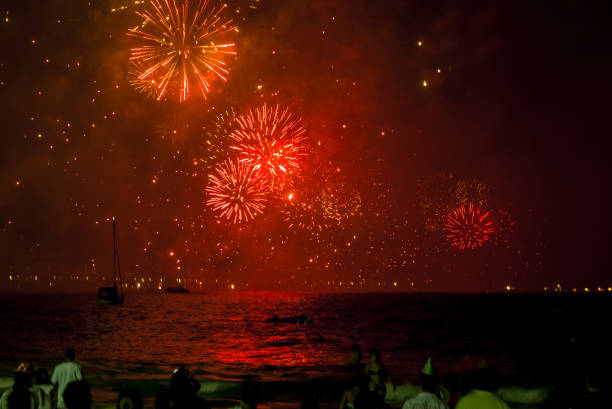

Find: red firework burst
<box><xmin>128</xmin><ymin>0</ymin><xmax>236</xmax><ymax>102</ymax></box>
<box><xmin>206</xmin><ymin>160</ymin><xmax>268</xmax><ymax>223</ymax></box>
<box><xmin>229</xmin><ymin>104</ymin><xmax>307</xmax><ymax>189</ymax></box>
<box><xmin>445</xmin><ymin>203</ymin><xmax>494</xmax><ymax>249</ymax></box>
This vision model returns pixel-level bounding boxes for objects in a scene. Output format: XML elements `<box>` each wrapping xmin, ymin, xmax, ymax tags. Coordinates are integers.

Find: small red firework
<box><xmin>206</xmin><ymin>160</ymin><xmax>268</xmax><ymax>223</ymax></box>
<box><xmin>128</xmin><ymin>0</ymin><xmax>236</xmax><ymax>102</ymax></box>
<box><xmin>229</xmin><ymin>104</ymin><xmax>307</xmax><ymax>189</ymax></box>
<box><xmin>445</xmin><ymin>203</ymin><xmax>494</xmax><ymax>249</ymax></box>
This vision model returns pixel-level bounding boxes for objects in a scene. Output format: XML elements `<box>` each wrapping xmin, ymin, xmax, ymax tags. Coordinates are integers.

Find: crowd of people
<box><xmin>1</xmin><ymin>345</ymin><xmax>609</xmax><ymax>409</ymax></box>
<box><xmin>0</xmin><ymin>348</ymin><xmax>86</xmax><ymax>409</ymax></box>
<box><xmin>0</xmin><ymin>346</ymin><xmax>264</xmax><ymax>409</ymax></box>
<box><xmin>339</xmin><ymin>345</ymin><xmax>610</xmax><ymax>409</ymax></box>
<box><xmin>338</xmin><ymin>347</ymin><xmax>510</xmax><ymax>409</ymax></box>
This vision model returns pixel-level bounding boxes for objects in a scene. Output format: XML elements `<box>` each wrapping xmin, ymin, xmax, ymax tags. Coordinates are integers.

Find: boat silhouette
<box><xmin>97</xmin><ymin>218</ymin><xmax>124</xmax><ymax>305</ymax></box>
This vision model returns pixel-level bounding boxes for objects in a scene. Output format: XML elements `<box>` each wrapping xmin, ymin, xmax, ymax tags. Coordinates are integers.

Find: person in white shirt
<box><xmin>51</xmin><ymin>348</ymin><xmax>83</xmax><ymax>409</ymax></box>
<box><xmin>402</xmin><ymin>358</ymin><xmax>449</xmax><ymax>409</ymax></box>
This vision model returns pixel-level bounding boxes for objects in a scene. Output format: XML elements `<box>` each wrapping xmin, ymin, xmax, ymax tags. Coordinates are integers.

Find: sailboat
<box><xmin>97</xmin><ymin>218</ymin><xmax>124</xmax><ymax>305</ymax></box>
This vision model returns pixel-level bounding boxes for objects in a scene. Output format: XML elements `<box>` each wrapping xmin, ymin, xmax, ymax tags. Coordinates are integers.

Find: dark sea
<box><xmin>0</xmin><ymin>292</ymin><xmax>610</xmax><ymax>407</ymax></box>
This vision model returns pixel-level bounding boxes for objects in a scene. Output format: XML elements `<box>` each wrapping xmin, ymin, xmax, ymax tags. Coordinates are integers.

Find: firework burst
<box><xmin>445</xmin><ymin>203</ymin><xmax>494</xmax><ymax>250</ymax></box>
<box><xmin>154</xmin><ymin>113</ymin><xmax>193</xmax><ymax>144</ymax></box>
<box><xmin>282</xmin><ymin>192</ymin><xmax>331</xmax><ymax>233</ymax></box>
<box><xmin>230</xmin><ymin>104</ymin><xmax>307</xmax><ymax>189</ymax></box>
<box><xmin>206</xmin><ymin>160</ymin><xmax>268</xmax><ymax>223</ymax></box>
<box><xmin>128</xmin><ymin>0</ymin><xmax>236</xmax><ymax>102</ymax></box>
<box><xmin>320</xmin><ymin>183</ymin><xmax>362</xmax><ymax>224</ymax></box>
<box><xmin>281</xmin><ymin>161</ymin><xmax>360</xmax><ymax>233</ymax></box>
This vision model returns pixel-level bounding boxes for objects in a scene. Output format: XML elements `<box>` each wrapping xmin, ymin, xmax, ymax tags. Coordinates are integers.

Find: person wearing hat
<box><xmin>401</xmin><ymin>358</ymin><xmax>449</xmax><ymax>409</ymax></box>
<box><xmin>0</xmin><ymin>363</ymin><xmax>39</xmax><ymax>409</ymax></box>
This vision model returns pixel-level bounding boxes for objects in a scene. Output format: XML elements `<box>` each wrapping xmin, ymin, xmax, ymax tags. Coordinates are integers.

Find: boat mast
<box><xmin>112</xmin><ymin>218</ymin><xmax>124</xmax><ymax>296</ymax></box>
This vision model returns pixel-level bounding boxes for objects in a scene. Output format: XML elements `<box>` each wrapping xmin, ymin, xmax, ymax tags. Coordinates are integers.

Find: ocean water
<box><xmin>0</xmin><ymin>291</ymin><xmax>610</xmax><ymax>405</ymax></box>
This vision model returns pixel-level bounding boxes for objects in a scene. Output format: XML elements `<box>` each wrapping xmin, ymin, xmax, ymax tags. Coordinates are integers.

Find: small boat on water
<box><xmin>165</xmin><ymin>285</ymin><xmax>190</xmax><ymax>294</ymax></box>
<box><xmin>266</xmin><ymin>314</ymin><xmax>314</xmax><ymax>324</ymax></box>
<box><xmin>97</xmin><ymin>218</ymin><xmax>124</xmax><ymax>305</ymax></box>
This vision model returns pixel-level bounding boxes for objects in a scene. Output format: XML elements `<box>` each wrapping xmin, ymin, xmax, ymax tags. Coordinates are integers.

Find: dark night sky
<box><xmin>1</xmin><ymin>0</ymin><xmax>611</xmax><ymax>291</ymax></box>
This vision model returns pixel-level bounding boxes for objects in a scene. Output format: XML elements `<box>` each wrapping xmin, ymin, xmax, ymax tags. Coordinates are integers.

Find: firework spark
<box><xmin>455</xmin><ymin>178</ymin><xmax>489</xmax><ymax>207</ymax></box>
<box><xmin>206</xmin><ymin>159</ymin><xmax>268</xmax><ymax>223</ymax></box>
<box><xmin>445</xmin><ymin>203</ymin><xmax>494</xmax><ymax>250</ymax></box>
<box><xmin>128</xmin><ymin>0</ymin><xmax>236</xmax><ymax>102</ymax></box>
<box><xmin>201</xmin><ymin>107</ymin><xmax>236</xmax><ymax>169</ymax></box>
<box><xmin>418</xmin><ymin>173</ymin><xmax>490</xmax><ymax>232</ymax></box>
<box><xmin>490</xmin><ymin>209</ymin><xmax>515</xmax><ymax>247</ymax></box>
<box><xmin>230</xmin><ymin>104</ymin><xmax>307</xmax><ymax>189</ymax></box>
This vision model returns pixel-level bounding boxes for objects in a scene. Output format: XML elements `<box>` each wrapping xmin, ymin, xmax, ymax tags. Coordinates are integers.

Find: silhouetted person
<box><xmin>52</xmin><ymin>348</ymin><xmax>83</xmax><ymax>409</ymax></box>
<box><xmin>156</xmin><ymin>367</ymin><xmax>210</xmax><ymax>409</ymax></box>
<box><xmin>301</xmin><ymin>394</ymin><xmax>319</xmax><ymax>409</ymax></box>
<box><xmin>545</xmin><ymin>335</ymin><xmax>612</xmax><ymax>408</ymax></box>
<box><xmin>169</xmin><ymin>367</ymin><xmax>201</xmax><ymax>397</ymax></box>
<box><xmin>32</xmin><ymin>368</ymin><xmax>54</xmax><ymax>409</ymax></box>
<box><xmin>353</xmin><ymin>388</ymin><xmax>384</xmax><ymax>409</ymax></box>
<box><xmin>0</xmin><ymin>364</ymin><xmax>38</xmax><ymax>409</ymax></box>
<box><xmin>340</xmin><ymin>374</ymin><xmax>369</xmax><ymax>409</ymax></box>
<box><xmin>6</xmin><ymin>387</ymin><xmax>31</xmax><ymax>409</ymax></box>
<box><xmin>364</xmin><ymin>349</ymin><xmax>390</xmax><ymax>401</ymax></box>
<box><xmin>32</xmin><ymin>369</ymin><xmax>51</xmax><ymax>386</ymax></box>
<box><xmin>350</xmin><ymin>343</ymin><xmax>362</xmax><ymax>367</ymax></box>
<box><xmin>233</xmin><ymin>380</ymin><xmax>261</xmax><ymax>409</ymax></box>
<box><xmin>63</xmin><ymin>380</ymin><xmax>91</xmax><ymax>409</ymax></box>
<box><xmin>402</xmin><ymin>358</ymin><xmax>448</xmax><ymax>409</ymax></box>
<box><xmin>117</xmin><ymin>389</ymin><xmax>143</xmax><ymax>409</ymax></box>
<box><xmin>440</xmin><ymin>371</ymin><xmax>459</xmax><ymax>408</ymax></box>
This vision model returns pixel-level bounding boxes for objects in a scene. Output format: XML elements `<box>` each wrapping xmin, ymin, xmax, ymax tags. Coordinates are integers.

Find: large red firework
<box><xmin>128</xmin><ymin>0</ymin><xmax>236</xmax><ymax>102</ymax></box>
<box><xmin>445</xmin><ymin>203</ymin><xmax>494</xmax><ymax>249</ymax></box>
<box><xmin>229</xmin><ymin>104</ymin><xmax>307</xmax><ymax>190</ymax></box>
<box><xmin>206</xmin><ymin>160</ymin><xmax>268</xmax><ymax>223</ymax></box>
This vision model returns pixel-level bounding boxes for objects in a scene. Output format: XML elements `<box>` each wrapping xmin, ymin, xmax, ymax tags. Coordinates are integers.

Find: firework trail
<box><xmin>128</xmin><ymin>0</ymin><xmax>236</xmax><ymax>101</ymax></box>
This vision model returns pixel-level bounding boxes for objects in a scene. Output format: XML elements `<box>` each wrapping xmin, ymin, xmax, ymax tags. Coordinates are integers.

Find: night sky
<box><xmin>1</xmin><ymin>0</ymin><xmax>610</xmax><ymax>292</ymax></box>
